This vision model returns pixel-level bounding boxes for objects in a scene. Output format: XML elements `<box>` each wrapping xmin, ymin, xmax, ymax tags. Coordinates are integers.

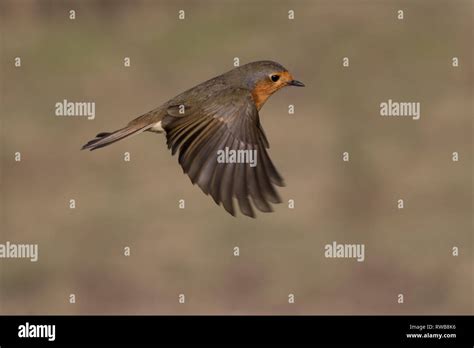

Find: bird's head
<box><xmin>237</xmin><ymin>60</ymin><xmax>305</xmax><ymax>110</ymax></box>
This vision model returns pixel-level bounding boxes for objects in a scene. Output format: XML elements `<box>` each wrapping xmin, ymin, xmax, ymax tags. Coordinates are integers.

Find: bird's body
<box><xmin>82</xmin><ymin>60</ymin><xmax>304</xmax><ymax>217</ymax></box>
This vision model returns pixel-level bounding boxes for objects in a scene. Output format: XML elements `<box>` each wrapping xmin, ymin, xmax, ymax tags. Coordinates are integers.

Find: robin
<box><xmin>82</xmin><ymin>60</ymin><xmax>304</xmax><ymax>217</ymax></box>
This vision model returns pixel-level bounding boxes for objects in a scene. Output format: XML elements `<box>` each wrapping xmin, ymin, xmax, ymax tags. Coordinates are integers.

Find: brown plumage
<box><xmin>82</xmin><ymin>60</ymin><xmax>304</xmax><ymax>218</ymax></box>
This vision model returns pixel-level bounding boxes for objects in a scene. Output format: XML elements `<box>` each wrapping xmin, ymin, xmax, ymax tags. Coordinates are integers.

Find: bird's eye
<box><xmin>270</xmin><ymin>74</ymin><xmax>280</xmax><ymax>82</ymax></box>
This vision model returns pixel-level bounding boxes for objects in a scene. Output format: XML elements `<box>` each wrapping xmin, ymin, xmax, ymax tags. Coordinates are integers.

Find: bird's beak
<box><xmin>288</xmin><ymin>80</ymin><xmax>305</xmax><ymax>87</ymax></box>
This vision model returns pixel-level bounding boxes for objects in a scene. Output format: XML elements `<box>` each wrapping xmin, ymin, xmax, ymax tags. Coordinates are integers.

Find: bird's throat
<box><xmin>251</xmin><ymin>81</ymin><xmax>280</xmax><ymax>110</ymax></box>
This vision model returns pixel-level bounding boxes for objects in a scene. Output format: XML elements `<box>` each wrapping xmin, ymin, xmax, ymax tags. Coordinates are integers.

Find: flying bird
<box><xmin>82</xmin><ymin>60</ymin><xmax>304</xmax><ymax>217</ymax></box>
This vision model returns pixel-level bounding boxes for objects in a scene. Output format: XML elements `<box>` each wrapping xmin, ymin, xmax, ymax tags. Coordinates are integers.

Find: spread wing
<box><xmin>162</xmin><ymin>88</ymin><xmax>285</xmax><ymax>218</ymax></box>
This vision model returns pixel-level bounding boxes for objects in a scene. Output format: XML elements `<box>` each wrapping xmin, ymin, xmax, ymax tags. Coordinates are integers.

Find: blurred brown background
<box><xmin>0</xmin><ymin>0</ymin><xmax>472</xmax><ymax>314</ymax></box>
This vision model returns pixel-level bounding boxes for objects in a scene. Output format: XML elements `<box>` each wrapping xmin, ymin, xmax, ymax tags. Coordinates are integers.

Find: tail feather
<box><xmin>96</xmin><ymin>132</ymin><xmax>112</xmax><ymax>138</ymax></box>
<box><xmin>81</xmin><ymin>124</ymin><xmax>150</xmax><ymax>151</ymax></box>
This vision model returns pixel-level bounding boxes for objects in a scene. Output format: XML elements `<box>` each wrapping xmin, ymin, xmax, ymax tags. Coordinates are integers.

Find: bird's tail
<box><xmin>81</xmin><ymin>123</ymin><xmax>150</xmax><ymax>151</ymax></box>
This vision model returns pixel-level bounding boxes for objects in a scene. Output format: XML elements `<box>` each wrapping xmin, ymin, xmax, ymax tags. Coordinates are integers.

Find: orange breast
<box><xmin>251</xmin><ymin>71</ymin><xmax>292</xmax><ymax>110</ymax></box>
<box><xmin>251</xmin><ymin>81</ymin><xmax>276</xmax><ymax>110</ymax></box>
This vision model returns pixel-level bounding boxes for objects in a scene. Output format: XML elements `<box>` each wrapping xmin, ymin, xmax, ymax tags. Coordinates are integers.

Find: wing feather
<box><xmin>163</xmin><ymin>87</ymin><xmax>284</xmax><ymax>217</ymax></box>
